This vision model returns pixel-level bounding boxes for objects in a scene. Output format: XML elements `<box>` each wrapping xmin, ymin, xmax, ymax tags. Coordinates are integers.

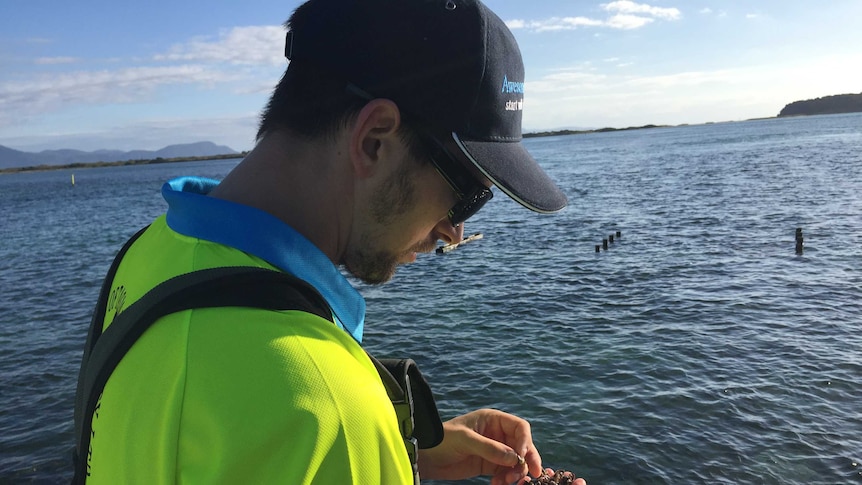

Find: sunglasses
<box><xmin>344</xmin><ymin>84</ymin><xmax>492</xmax><ymax>226</ymax></box>
<box><xmin>422</xmin><ymin>135</ymin><xmax>493</xmax><ymax>227</ymax></box>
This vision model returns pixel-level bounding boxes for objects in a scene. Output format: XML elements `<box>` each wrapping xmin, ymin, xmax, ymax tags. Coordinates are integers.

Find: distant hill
<box><xmin>778</xmin><ymin>92</ymin><xmax>862</xmax><ymax>117</ymax></box>
<box><xmin>0</xmin><ymin>141</ymin><xmax>238</xmax><ymax>170</ymax></box>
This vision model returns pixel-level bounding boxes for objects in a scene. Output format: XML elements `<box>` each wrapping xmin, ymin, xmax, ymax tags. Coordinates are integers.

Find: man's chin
<box><xmin>344</xmin><ymin>261</ymin><xmax>398</xmax><ymax>285</ymax></box>
<box><xmin>344</xmin><ymin>243</ymin><xmax>433</xmax><ymax>285</ymax></box>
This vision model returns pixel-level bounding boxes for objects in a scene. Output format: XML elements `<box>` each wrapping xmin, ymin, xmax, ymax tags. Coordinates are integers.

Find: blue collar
<box><xmin>162</xmin><ymin>176</ymin><xmax>366</xmax><ymax>342</ymax></box>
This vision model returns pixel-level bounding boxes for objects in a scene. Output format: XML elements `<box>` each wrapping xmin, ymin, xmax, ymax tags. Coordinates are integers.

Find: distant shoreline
<box><xmin>0</xmin><ymin>121</ymin><xmax>771</xmax><ymax>173</ymax></box>
<box><xmin>4</xmin><ymin>111</ymin><xmax>856</xmax><ymax>174</ymax></box>
<box><xmin>524</xmin><ymin>123</ymin><xmax>673</xmax><ymax>138</ymax></box>
<box><xmin>522</xmin><ymin>116</ymin><xmax>793</xmax><ymax>138</ymax></box>
<box><xmin>0</xmin><ymin>152</ymin><xmax>248</xmax><ymax>175</ymax></box>
<box><xmin>523</xmin><ymin>110</ymin><xmax>862</xmax><ymax>138</ymax></box>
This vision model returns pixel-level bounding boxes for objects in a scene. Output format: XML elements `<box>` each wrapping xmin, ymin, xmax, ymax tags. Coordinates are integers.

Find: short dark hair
<box><xmin>257</xmin><ymin>59</ymin><xmax>429</xmax><ymax>162</ymax></box>
<box><xmin>257</xmin><ymin>0</ymin><xmax>359</xmax><ymax>141</ymax></box>
<box><xmin>256</xmin><ymin>3</ymin><xmax>426</xmax><ymax>160</ymax></box>
<box><xmin>256</xmin><ymin>60</ymin><xmax>364</xmax><ymax>142</ymax></box>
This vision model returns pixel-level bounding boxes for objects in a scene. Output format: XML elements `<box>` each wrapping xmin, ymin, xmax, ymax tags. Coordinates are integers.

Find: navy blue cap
<box><xmin>285</xmin><ymin>0</ymin><xmax>567</xmax><ymax>213</ymax></box>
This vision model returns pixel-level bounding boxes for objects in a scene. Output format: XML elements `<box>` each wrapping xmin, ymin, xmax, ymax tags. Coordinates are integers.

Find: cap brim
<box><xmin>449</xmin><ymin>134</ymin><xmax>568</xmax><ymax>213</ymax></box>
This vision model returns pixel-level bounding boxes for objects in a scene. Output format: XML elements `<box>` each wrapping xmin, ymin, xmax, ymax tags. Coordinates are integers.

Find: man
<box><xmin>74</xmin><ymin>0</ymin><xmax>584</xmax><ymax>484</ymax></box>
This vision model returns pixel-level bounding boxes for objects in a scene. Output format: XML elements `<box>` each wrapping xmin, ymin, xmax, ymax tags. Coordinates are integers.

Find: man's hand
<box><xmin>417</xmin><ymin>408</ymin><xmax>546</xmax><ymax>485</ymax></box>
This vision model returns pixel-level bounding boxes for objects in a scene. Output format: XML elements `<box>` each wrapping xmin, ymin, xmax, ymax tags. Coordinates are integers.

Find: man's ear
<box><xmin>349</xmin><ymin>99</ymin><xmax>403</xmax><ymax>179</ymax></box>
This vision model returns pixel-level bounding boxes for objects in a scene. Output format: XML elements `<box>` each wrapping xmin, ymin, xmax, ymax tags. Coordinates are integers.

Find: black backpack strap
<box><xmin>372</xmin><ymin>358</ymin><xmax>444</xmax><ymax>449</ymax></box>
<box><xmin>370</xmin><ymin>357</ymin><xmax>445</xmax><ymax>481</ymax></box>
<box><xmin>80</xmin><ymin>266</ymin><xmax>333</xmax><ymax>425</ymax></box>
<box><xmin>73</xmin><ymin>225</ymin><xmax>150</xmax><ymax>483</ymax></box>
<box><xmin>72</xmin><ymin>265</ymin><xmax>331</xmax><ymax>483</ymax></box>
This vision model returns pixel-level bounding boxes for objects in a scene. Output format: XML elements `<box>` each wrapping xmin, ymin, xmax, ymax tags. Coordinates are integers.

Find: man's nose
<box><xmin>432</xmin><ymin>218</ymin><xmax>464</xmax><ymax>245</ymax></box>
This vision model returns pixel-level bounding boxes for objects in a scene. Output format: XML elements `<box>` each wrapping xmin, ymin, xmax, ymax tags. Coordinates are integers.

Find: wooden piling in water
<box><xmin>795</xmin><ymin>228</ymin><xmax>804</xmax><ymax>254</ymax></box>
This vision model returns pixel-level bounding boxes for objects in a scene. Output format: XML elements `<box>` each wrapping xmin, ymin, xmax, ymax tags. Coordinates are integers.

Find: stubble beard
<box><xmin>345</xmin><ymin>159</ymin><xmax>427</xmax><ymax>285</ymax></box>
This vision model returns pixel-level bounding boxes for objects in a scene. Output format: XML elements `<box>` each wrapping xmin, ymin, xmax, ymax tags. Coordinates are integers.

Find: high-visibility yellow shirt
<box><xmin>86</xmin><ymin>178</ymin><xmax>413</xmax><ymax>484</ymax></box>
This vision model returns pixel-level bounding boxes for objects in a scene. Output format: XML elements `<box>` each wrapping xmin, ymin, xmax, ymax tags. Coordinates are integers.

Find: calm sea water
<box><xmin>1</xmin><ymin>113</ymin><xmax>861</xmax><ymax>484</ymax></box>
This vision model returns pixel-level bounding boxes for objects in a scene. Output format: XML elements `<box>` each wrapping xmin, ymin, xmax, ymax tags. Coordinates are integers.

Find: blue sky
<box><xmin>2</xmin><ymin>0</ymin><xmax>860</xmax><ymax>152</ymax></box>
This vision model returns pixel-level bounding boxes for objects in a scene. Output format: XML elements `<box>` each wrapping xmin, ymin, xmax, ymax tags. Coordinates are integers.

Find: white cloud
<box><xmin>606</xmin><ymin>14</ymin><xmax>654</xmax><ymax>30</ymax></box>
<box><xmin>0</xmin><ymin>65</ymin><xmax>237</xmax><ymax>127</ymax></box>
<box><xmin>524</xmin><ymin>66</ymin><xmax>745</xmax><ymax>129</ymax></box>
<box><xmin>0</xmin><ymin>25</ymin><xmax>288</xmax><ymax>147</ymax></box>
<box><xmin>699</xmin><ymin>8</ymin><xmax>713</xmax><ymax>15</ymax></box>
<box><xmin>506</xmin><ymin>19</ymin><xmax>527</xmax><ymax>29</ymax></box>
<box><xmin>529</xmin><ymin>66</ymin><xmax>741</xmax><ymax>102</ymax></box>
<box><xmin>0</xmin><ymin>114</ymin><xmax>260</xmax><ymax>152</ymax></box>
<box><xmin>508</xmin><ymin>1</ymin><xmax>680</xmax><ymax>32</ymax></box>
<box><xmin>602</xmin><ymin>1</ymin><xmax>681</xmax><ymax>20</ymax></box>
<box><xmin>523</xmin><ymin>52</ymin><xmax>862</xmax><ymax>130</ymax></box>
<box><xmin>155</xmin><ymin>26</ymin><xmax>285</xmax><ymax>66</ymax></box>
<box><xmin>508</xmin><ymin>16</ymin><xmax>604</xmax><ymax>32</ymax></box>
<box><xmin>528</xmin><ymin>68</ymin><xmax>609</xmax><ymax>94</ymax></box>
<box><xmin>622</xmin><ymin>69</ymin><xmax>739</xmax><ymax>89</ymax></box>
<box><xmin>34</xmin><ymin>56</ymin><xmax>79</xmax><ymax>65</ymax></box>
